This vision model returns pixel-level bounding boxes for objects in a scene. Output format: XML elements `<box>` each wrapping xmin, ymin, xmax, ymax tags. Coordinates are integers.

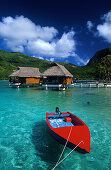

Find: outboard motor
<box><xmin>56</xmin><ymin>107</ymin><xmax>62</xmax><ymax>115</ymax></box>
<box><xmin>56</xmin><ymin>107</ymin><xmax>59</xmax><ymax>114</ymax></box>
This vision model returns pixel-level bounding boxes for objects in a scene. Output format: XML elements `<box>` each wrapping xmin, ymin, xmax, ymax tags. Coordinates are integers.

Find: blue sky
<box><xmin>0</xmin><ymin>0</ymin><xmax>111</xmax><ymax>65</ymax></box>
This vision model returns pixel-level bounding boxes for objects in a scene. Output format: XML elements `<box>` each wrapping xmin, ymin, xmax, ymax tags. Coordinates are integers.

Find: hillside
<box><xmin>0</xmin><ymin>50</ymin><xmax>52</xmax><ymax>80</ymax></box>
<box><xmin>87</xmin><ymin>47</ymin><xmax>111</xmax><ymax>66</ymax></box>
<box><xmin>0</xmin><ymin>48</ymin><xmax>111</xmax><ymax>80</ymax></box>
<box><xmin>87</xmin><ymin>47</ymin><xmax>111</xmax><ymax>80</ymax></box>
<box><xmin>0</xmin><ymin>50</ymin><xmax>97</xmax><ymax>80</ymax></box>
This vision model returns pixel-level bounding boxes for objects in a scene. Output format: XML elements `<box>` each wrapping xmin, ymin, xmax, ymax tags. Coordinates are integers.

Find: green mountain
<box><xmin>0</xmin><ymin>50</ymin><xmax>52</xmax><ymax>80</ymax></box>
<box><xmin>87</xmin><ymin>47</ymin><xmax>111</xmax><ymax>66</ymax></box>
<box><xmin>87</xmin><ymin>47</ymin><xmax>111</xmax><ymax>80</ymax></box>
<box><xmin>0</xmin><ymin>48</ymin><xmax>111</xmax><ymax>80</ymax></box>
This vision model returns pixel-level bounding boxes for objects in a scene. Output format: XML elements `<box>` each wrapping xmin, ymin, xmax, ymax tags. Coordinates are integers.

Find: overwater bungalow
<box><xmin>42</xmin><ymin>63</ymin><xmax>73</xmax><ymax>90</ymax></box>
<box><xmin>9</xmin><ymin>67</ymin><xmax>41</xmax><ymax>87</ymax></box>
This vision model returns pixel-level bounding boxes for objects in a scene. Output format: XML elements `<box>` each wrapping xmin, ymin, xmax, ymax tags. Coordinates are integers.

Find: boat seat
<box><xmin>49</xmin><ymin>117</ymin><xmax>74</xmax><ymax>128</ymax></box>
<box><xmin>47</xmin><ymin>114</ymin><xmax>70</xmax><ymax>118</ymax></box>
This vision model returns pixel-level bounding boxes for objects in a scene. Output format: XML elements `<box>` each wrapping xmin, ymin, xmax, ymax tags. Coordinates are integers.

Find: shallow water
<box><xmin>0</xmin><ymin>81</ymin><xmax>111</xmax><ymax>170</ymax></box>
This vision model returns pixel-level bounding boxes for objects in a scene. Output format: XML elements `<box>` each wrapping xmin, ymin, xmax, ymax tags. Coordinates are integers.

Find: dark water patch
<box><xmin>85</xmin><ymin>93</ymin><xmax>97</xmax><ymax>96</ymax></box>
<box><xmin>31</xmin><ymin>121</ymin><xmax>64</xmax><ymax>168</ymax></box>
<box><xmin>87</xmin><ymin>101</ymin><xmax>90</xmax><ymax>105</ymax></box>
<box><xmin>31</xmin><ymin>88</ymin><xmax>44</xmax><ymax>91</ymax></box>
<box><xmin>0</xmin><ymin>147</ymin><xmax>7</xmax><ymax>162</ymax></box>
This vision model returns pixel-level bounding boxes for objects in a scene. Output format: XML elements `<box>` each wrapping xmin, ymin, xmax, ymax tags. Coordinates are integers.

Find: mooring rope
<box><xmin>55</xmin><ymin>126</ymin><xmax>73</xmax><ymax>166</ymax></box>
<box><xmin>52</xmin><ymin>139</ymin><xmax>84</xmax><ymax>170</ymax></box>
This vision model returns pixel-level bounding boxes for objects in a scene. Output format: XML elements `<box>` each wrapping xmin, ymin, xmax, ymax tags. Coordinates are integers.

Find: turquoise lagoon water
<box><xmin>0</xmin><ymin>81</ymin><xmax>111</xmax><ymax>170</ymax></box>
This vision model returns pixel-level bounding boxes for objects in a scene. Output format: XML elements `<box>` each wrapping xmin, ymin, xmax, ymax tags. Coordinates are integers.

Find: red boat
<box><xmin>46</xmin><ymin>108</ymin><xmax>91</xmax><ymax>154</ymax></box>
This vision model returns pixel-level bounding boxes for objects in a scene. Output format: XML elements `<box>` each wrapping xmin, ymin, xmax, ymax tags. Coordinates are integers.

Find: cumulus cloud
<box><xmin>0</xmin><ymin>16</ymin><xmax>58</xmax><ymax>53</ymax></box>
<box><xmin>0</xmin><ymin>15</ymin><xmax>86</xmax><ymax>65</ymax></box>
<box><xmin>55</xmin><ymin>31</ymin><xmax>75</xmax><ymax>57</ymax></box>
<box><xmin>72</xmin><ymin>55</ymin><xmax>89</xmax><ymax>65</ymax></box>
<box><xmin>97</xmin><ymin>11</ymin><xmax>111</xmax><ymax>43</ymax></box>
<box><xmin>0</xmin><ymin>16</ymin><xmax>76</xmax><ymax>58</ymax></box>
<box><xmin>36</xmin><ymin>56</ymin><xmax>44</xmax><ymax>60</ymax></box>
<box><xmin>78</xmin><ymin>58</ymin><xmax>89</xmax><ymax>65</ymax></box>
<box><xmin>0</xmin><ymin>16</ymin><xmax>58</xmax><ymax>41</ymax></box>
<box><xmin>87</xmin><ymin>21</ymin><xmax>94</xmax><ymax>31</ymax></box>
<box><xmin>50</xmin><ymin>58</ymin><xmax>54</xmax><ymax>62</ymax></box>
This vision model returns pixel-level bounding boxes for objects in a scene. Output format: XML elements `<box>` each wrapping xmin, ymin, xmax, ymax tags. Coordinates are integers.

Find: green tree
<box><xmin>97</xmin><ymin>55</ymin><xmax>111</xmax><ymax>80</ymax></box>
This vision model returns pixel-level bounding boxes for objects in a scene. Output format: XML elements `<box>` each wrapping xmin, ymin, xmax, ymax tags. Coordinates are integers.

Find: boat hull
<box><xmin>46</xmin><ymin>112</ymin><xmax>91</xmax><ymax>153</ymax></box>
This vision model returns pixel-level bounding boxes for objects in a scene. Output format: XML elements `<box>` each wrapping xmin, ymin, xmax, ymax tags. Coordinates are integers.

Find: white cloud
<box><xmin>38</xmin><ymin>56</ymin><xmax>44</xmax><ymax>60</ymax></box>
<box><xmin>27</xmin><ymin>31</ymin><xmax>76</xmax><ymax>58</ymax></box>
<box><xmin>101</xmin><ymin>10</ymin><xmax>111</xmax><ymax>22</ymax></box>
<box><xmin>0</xmin><ymin>15</ymin><xmax>86</xmax><ymax>65</ymax></box>
<box><xmin>0</xmin><ymin>15</ymin><xmax>58</xmax><ymax>53</ymax></box>
<box><xmin>72</xmin><ymin>55</ymin><xmax>89</xmax><ymax>65</ymax></box>
<box><xmin>27</xmin><ymin>39</ymin><xmax>55</xmax><ymax>56</ymax></box>
<box><xmin>79</xmin><ymin>58</ymin><xmax>89</xmax><ymax>65</ymax></box>
<box><xmin>87</xmin><ymin>21</ymin><xmax>94</xmax><ymax>31</ymax></box>
<box><xmin>50</xmin><ymin>58</ymin><xmax>54</xmax><ymax>62</ymax></box>
<box><xmin>0</xmin><ymin>15</ymin><xmax>77</xmax><ymax>58</ymax></box>
<box><xmin>55</xmin><ymin>31</ymin><xmax>75</xmax><ymax>57</ymax></box>
<box><xmin>97</xmin><ymin>11</ymin><xmax>111</xmax><ymax>43</ymax></box>
<box><xmin>0</xmin><ymin>16</ymin><xmax>58</xmax><ymax>41</ymax></box>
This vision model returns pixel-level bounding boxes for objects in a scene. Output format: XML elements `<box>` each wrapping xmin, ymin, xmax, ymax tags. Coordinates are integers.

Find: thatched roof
<box><xmin>42</xmin><ymin>63</ymin><xmax>73</xmax><ymax>77</ymax></box>
<box><xmin>9</xmin><ymin>67</ymin><xmax>41</xmax><ymax>78</ymax></box>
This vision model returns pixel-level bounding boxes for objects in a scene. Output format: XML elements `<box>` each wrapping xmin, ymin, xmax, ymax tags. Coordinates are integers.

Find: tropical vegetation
<box><xmin>0</xmin><ymin>47</ymin><xmax>111</xmax><ymax>80</ymax></box>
